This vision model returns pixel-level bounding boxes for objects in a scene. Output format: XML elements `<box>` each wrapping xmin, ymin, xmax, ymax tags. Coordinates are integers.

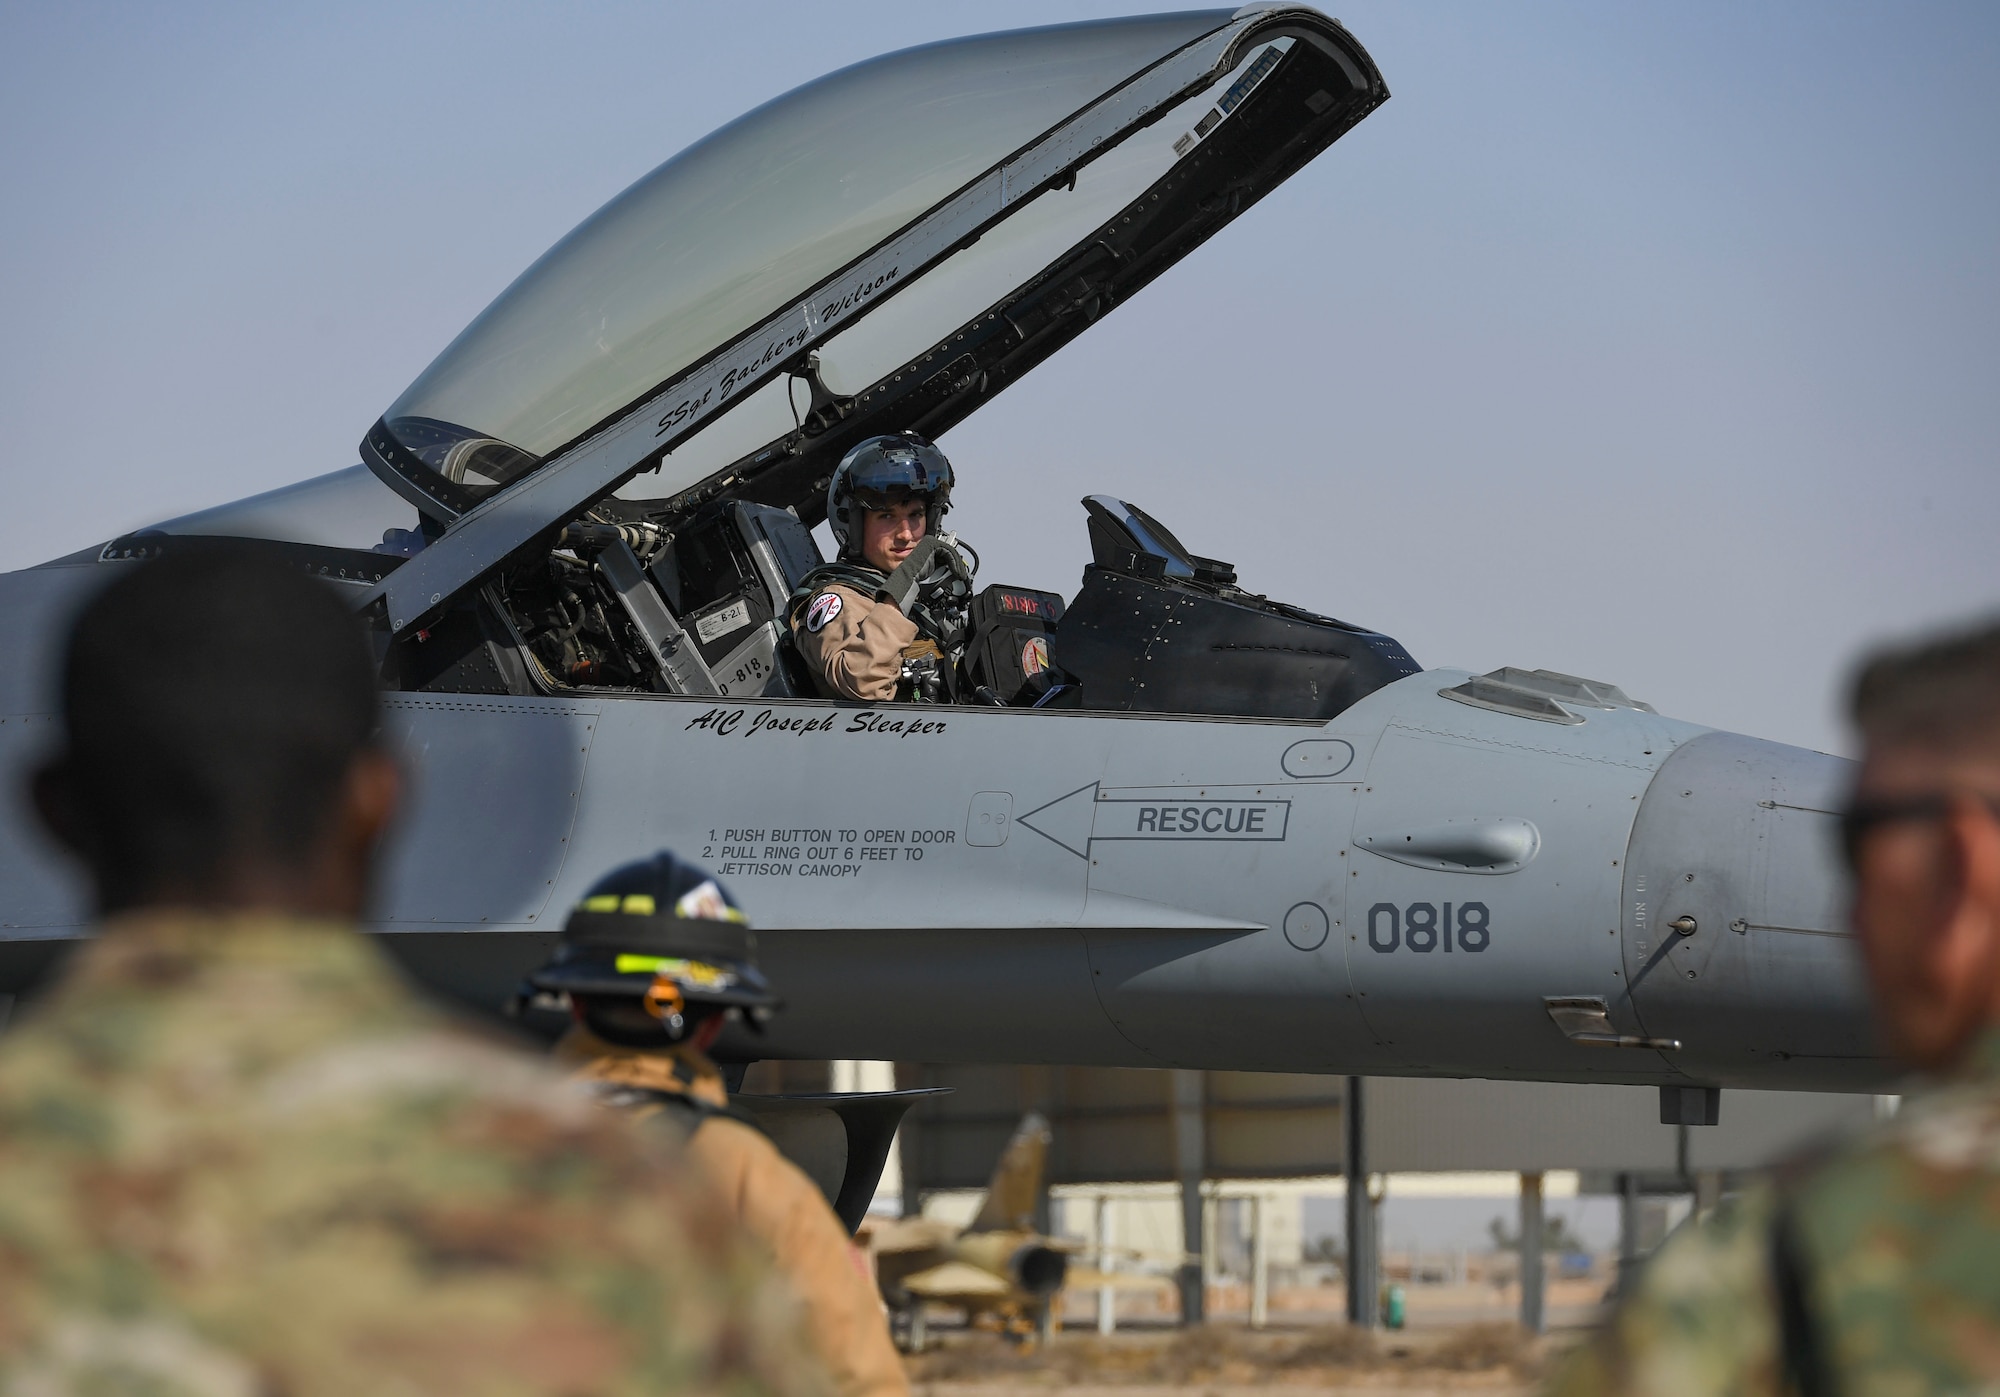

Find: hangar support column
<box><xmin>1520</xmin><ymin>1171</ymin><xmax>1546</xmax><ymax>1335</ymax></box>
<box><xmin>1345</xmin><ymin>1076</ymin><xmax>1376</xmax><ymax>1328</ymax></box>
<box><xmin>1095</xmin><ymin>1194</ymin><xmax>1117</xmax><ymax>1336</ymax></box>
<box><xmin>1249</xmin><ymin>1193</ymin><xmax>1270</xmax><ymax>1330</ymax></box>
<box><xmin>1618</xmin><ymin>1172</ymin><xmax>1640</xmax><ymax>1291</ymax></box>
<box><xmin>1171</xmin><ymin>1069</ymin><xmax>1205</xmax><ymax>1325</ymax></box>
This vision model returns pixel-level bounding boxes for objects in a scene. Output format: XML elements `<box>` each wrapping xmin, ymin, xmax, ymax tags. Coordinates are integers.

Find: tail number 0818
<box><xmin>1367</xmin><ymin>902</ymin><xmax>1490</xmax><ymax>953</ymax></box>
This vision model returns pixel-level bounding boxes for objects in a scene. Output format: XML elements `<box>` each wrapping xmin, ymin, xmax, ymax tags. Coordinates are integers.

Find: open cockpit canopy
<box><xmin>363</xmin><ymin>7</ymin><xmax>1385</xmax><ymax>634</ymax></box>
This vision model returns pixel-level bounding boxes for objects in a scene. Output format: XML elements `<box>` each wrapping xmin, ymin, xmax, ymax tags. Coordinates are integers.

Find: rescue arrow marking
<box><xmin>1017</xmin><ymin>783</ymin><xmax>1098</xmax><ymax>859</ymax></box>
<box><xmin>1017</xmin><ymin>784</ymin><xmax>1293</xmax><ymax>861</ymax></box>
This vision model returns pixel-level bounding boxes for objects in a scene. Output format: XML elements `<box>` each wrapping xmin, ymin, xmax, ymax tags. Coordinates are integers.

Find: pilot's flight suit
<box><xmin>558</xmin><ymin>1028</ymin><xmax>910</xmax><ymax>1397</ymax></box>
<box><xmin>790</xmin><ymin>577</ymin><xmax>918</xmax><ymax>702</ymax></box>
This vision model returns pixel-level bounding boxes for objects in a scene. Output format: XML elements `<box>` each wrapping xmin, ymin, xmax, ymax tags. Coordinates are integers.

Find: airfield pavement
<box><xmin>902</xmin><ymin>1318</ymin><xmax>1584</xmax><ymax>1396</ymax></box>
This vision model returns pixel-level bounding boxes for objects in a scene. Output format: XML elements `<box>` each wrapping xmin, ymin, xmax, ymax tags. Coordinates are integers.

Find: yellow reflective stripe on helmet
<box><xmin>580</xmin><ymin>893</ymin><xmax>660</xmax><ymax>916</ymax></box>
<box><xmin>611</xmin><ymin>954</ymin><xmax>735</xmax><ymax>987</ymax></box>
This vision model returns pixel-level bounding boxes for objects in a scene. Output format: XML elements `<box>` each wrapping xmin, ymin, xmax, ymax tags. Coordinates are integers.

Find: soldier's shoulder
<box><xmin>688</xmin><ymin>1109</ymin><xmax>790</xmax><ymax>1180</ymax></box>
<box><xmin>796</xmin><ymin>582</ymin><xmax>878</xmax><ymax>638</ymax></box>
<box><xmin>1548</xmin><ymin>1187</ymin><xmax>1784</xmax><ymax>1397</ymax></box>
<box><xmin>794</xmin><ymin>565</ymin><xmax>884</xmax><ymax>604</ymax></box>
<box><xmin>1784</xmin><ymin>1079</ymin><xmax>2000</xmax><ymax>1348</ymax></box>
<box><xmin>0</xmin><ymin>962</ymin><xmax>827</xmax><ymax>1394</ymax></box>
<box><xmin>1630</xmin><ymin>1185</ymin><xmax>1780</xmax><ymax>1323</ymax></box>
<box><xmin>258</xmin><ymin>1016</ymin><xmax>735</xmax><ymax>1242</ymax></box>
<box><xmin>1790</xmin><ymin>1077</ymin><xmax>2000</xmax><ymax>1233</ymax></box>
<box><xmin>1554</xmin><ymin>1082</ymin><xmax>2000</xmax><ymax>1397</ymax></box>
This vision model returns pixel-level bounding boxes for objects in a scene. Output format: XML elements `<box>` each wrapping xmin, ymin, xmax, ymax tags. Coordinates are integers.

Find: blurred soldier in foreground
<box><xmin>0</xmin><ymin>550</ymin><xmax>821</xmax><ymax>1396</ymax></box>
<box><xmin>1553</xmin><ymin>619</ymin><xmax>2000</xmax><ymax>1395</ymax></box>
<box><xmin>526</xmin><ymin>853</ymin><xmax>909</xmax><ymax>1397</ymax></box>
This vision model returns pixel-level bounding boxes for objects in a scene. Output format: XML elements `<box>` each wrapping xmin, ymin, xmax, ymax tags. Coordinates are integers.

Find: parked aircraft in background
<box><xmin>867</xmin><ymin>1113</ymin><xmax>1080</xmax><ymax>1347</ymax></box>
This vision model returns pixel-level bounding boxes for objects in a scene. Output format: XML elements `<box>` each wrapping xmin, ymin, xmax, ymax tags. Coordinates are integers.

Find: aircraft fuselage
<box><xmin>0</xmin><ymin>557</ymin><xmax>1879</xmax><ymax>1093</ymax></box>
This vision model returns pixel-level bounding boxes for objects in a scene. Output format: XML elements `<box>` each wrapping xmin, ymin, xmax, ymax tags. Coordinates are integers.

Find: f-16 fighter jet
<box><xmin>0</xmin><ymin>10</ymin><xmax>1882</xmax><ymax>1106</ymax></box>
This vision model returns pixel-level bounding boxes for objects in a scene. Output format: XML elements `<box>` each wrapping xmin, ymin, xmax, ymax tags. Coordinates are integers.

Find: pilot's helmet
<box><xmin>826</xmin><ymin>432</ymin><xmax>954</xmax><ymax>560</ymax></box>
<box><xmin>523</xmin><ymin>851</ymin><xmax>779</xmax><ymax>1047</ymax></box>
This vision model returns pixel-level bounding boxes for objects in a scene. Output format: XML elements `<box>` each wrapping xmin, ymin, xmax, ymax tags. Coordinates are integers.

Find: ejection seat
<box><xmin>1053</xmin><ymin>495</ymin><xmax>1420</xmax><ymax>720</ymax></box>
<box><xmin>641</xmin><ymin>500</ymin><xmax>824</xmax><ymax>699</ymax></box>
<box><xmin>392</xmin><ymin>498</ymin><xmax>825</xmax><ymax>701</ymax></box>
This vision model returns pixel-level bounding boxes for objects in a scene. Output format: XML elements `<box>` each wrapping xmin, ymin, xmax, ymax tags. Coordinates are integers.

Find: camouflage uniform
<box><xmin>1551</xmin><ymin>1034</ymin><xmax>2000</xmax><ymax>1396</ymax></box>
<box><xmin>0</xmin><ymin>913</ymin><xmax>828</xmax><ymax>1397</ymax></box>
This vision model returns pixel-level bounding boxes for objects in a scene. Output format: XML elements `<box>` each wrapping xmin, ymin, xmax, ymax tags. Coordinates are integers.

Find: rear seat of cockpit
<box><xmin>639</xmin><ymin>500</ymin><xmax>825</xmax><ymax>700</ymax></box>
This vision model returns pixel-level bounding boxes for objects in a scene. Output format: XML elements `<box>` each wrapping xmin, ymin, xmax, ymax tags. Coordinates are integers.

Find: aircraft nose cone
<box><xmin>1620</xmin><ymin>731</ymin><xmax>1889</xmax><ymax>1089</ymax></box>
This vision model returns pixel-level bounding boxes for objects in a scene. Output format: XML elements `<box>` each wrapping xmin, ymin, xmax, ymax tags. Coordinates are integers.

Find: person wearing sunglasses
<box><xmin>1554</xmin><ymin>618</ymin><xmax>2000</xmax><ymax>1396</ymax></box>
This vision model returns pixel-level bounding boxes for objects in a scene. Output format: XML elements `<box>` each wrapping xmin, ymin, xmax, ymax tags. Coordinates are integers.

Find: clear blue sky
<box><xmin>4</xmin><ymin>2</ymin><xmax>1995</xmax><ymax>753</ymax></box>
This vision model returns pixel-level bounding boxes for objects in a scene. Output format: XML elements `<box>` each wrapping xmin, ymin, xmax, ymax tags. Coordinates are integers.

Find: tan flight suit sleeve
<box><xmin>688</xmin><ymin>1118</ymin><xmax>910</xmax><ymax>1397</ymax></box>
<box><xmin>791</xmin><ymin>583</ymin><xmax>918</xmax><ymax>702</ymax></box>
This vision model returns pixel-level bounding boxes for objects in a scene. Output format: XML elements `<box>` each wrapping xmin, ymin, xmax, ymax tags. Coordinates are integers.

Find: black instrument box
<box><xmin>963</xmin><ymin>585</ymin><xmax>1066</xmax><ymax>704</ymax></box>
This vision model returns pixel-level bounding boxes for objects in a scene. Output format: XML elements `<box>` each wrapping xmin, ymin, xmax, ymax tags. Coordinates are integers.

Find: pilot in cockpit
<box><xmin>787</xmin><ymin>432</ymin><xmax>976</xmax><ymax>703</ymax></box>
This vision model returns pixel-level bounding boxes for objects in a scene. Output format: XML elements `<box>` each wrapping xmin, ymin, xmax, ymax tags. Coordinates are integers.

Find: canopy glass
<box><xmin>378</xmin><ymin>12</ymin><xmax>1231</xmax><ymax>504</ymax></box>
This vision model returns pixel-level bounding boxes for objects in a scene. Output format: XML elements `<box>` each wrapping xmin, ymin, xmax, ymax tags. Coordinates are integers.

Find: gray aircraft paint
<box><xmin>0</xmin><ymin>550</ymin><xmax>1878</xmax><ymax>1092</ymax></box>
<box><xmin>0</xmin><ymin>10</ymin><xmax>1886</xmax><ymax>1097</ymax></box>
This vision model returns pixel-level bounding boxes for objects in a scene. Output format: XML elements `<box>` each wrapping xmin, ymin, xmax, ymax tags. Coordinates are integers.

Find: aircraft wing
<box><xmin>1062</xmin><ymin>1267</ymin><xmax>1176</xmax><ymax>1293</ymax></box>
<box><xmin>865</xmin><ymin>1217</ymin><xmax>959</xmax><ymax>1254</ymax></box>
<box><xmin>899</xmin><ymin>1261</ymin><xmax>1015</xmax><ymax>1300</ymax></box>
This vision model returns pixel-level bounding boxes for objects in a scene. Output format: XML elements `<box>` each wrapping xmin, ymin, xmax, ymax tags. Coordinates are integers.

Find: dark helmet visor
<box><xmin>847</xmin><ymin>445</ymin><xmax>952</xmax><ymax>500</ymax></box>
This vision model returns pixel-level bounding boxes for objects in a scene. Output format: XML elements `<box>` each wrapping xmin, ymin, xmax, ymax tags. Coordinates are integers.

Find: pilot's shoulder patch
<box><xmin>804</xmin><ymin>590</ymin><xmax>844</xmax><ymax>633</ymax></box>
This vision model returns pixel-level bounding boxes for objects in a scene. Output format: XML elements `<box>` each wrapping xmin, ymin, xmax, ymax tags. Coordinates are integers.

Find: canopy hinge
<box><xmin>787</xmin><ymin>350</ymin><xmax>854</xmax><ymax>444</ymax></box>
